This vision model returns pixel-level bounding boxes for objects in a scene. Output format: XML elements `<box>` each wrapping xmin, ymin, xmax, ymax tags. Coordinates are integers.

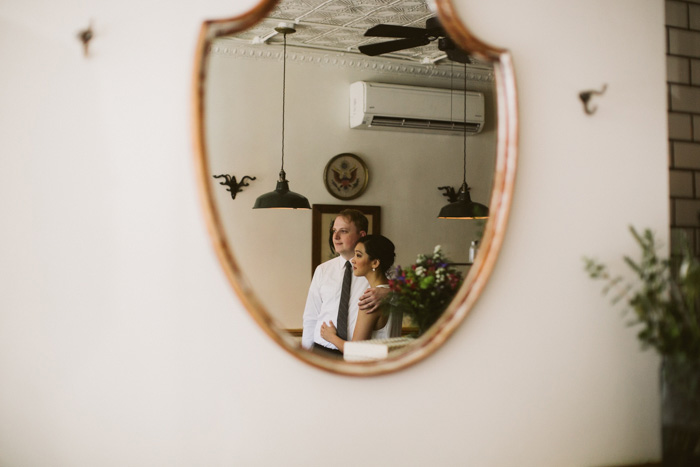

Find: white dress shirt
<box><xmin>302</xmin><ymin>255</ymin><xmax>369</xmax><ymax>350</ymax></box>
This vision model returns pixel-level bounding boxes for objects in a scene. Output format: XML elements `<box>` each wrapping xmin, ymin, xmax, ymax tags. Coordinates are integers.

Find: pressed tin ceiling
<box><xmin>219</xmin><ymin>0</ymin><xmax>490</xmax><ymax>67</ymax></box>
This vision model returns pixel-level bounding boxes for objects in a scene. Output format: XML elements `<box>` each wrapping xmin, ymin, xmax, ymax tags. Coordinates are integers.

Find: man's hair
<box><xmin>337</xmin><ymin>209</ymin><xmax>369</xmax><ymax>234</ymax></box>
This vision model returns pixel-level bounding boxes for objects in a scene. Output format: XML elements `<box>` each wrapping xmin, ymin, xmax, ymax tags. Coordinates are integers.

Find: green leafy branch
<box><xmin>584</xmin><ymin>226</ymin><xmax>700</xmax><ymax>360</ymax></box>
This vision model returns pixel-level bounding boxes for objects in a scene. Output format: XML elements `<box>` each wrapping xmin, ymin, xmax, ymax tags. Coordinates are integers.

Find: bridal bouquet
<box><xmin>388</xmin><ymin>245</ymin><xmax>464</xmax><ymax>335</ymax></box>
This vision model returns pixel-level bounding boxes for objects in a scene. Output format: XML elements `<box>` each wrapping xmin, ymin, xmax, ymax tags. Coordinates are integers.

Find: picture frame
<box><xmin>323</xmin><ymin>153</ymin><xmax>369</xmax><ymax>200</ymax></box>
<box><xmin>311</xmin><ymin>204</ymin><xmax>381</xmax><ymax>274</ymax></box>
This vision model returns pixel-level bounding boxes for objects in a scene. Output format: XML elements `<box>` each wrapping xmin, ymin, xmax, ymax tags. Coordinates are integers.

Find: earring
<box><xmin>372</xmin><ymin>268</ymin><xmax>376</xmax><ymax>272</ymax></box>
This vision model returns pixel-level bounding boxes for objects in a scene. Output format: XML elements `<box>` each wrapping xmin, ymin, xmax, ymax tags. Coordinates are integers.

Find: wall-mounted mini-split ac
<box><xmin>349</xmin><ymin>81</ymin><xmax>484</xmax><ymax>135</ymax></box>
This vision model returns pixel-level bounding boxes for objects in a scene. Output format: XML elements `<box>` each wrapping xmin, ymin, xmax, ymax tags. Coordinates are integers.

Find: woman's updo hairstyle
<box><xmin>356</xmin><ymin>235</ymin><xmax>395</xmax><ymax>275</ymax></box>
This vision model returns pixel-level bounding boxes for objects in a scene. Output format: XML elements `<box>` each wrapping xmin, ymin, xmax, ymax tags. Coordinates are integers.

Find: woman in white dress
<box><xmin>320</xmin><ymin>235</ymin><xmax>399</xmax><ymax>353</ymax></box>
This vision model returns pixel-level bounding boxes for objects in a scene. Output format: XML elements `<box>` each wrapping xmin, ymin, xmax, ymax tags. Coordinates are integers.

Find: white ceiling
<box><xmin>221</xmin><ymin>0</ymin><xmax>486</xmax><ymax>66</ymax></box>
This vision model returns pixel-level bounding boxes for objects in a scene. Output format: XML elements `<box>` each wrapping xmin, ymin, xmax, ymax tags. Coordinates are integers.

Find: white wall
<box><xmin>0</xmin><ymin>1</ymin><xmax>667</xmax><ymax>466</ymax></box>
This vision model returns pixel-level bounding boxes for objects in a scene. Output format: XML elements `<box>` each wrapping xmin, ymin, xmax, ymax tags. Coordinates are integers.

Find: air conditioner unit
<box><xmin>349</xmin><ymin>81</ymin><xmax>484</xmax><ymax>135</ymax></box>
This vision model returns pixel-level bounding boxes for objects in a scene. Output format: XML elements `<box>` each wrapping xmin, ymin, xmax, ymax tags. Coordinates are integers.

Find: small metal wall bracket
<box><xmin>213</xmin><ymin>174</ymin><xmax>257</xmax><ymax>200</ymax></box>
<box><xmin>438</xmin><ymin>185</ymin><xmax>460</xmax><ymax>203</ymax></box>
<box><xmin>438</xmin><ymin>186</ymin><xmax>471</xmax><ymax>203</ymax></box>
<box><xmin>77</xmin><ymin>21</ymin><xmax>94</xmax><ymax>57</ymax></box>
<box><xmin>579</xmin><ymin>84</ymin><xmax>607</xmax><ymax>115</ymax></box>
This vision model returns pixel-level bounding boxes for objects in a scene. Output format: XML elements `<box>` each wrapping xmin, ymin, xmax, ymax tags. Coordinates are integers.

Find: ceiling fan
<box><xmin>358</xmin><ymin>16</ymin><xmax>471</xmax><ymax>64</ymax></box>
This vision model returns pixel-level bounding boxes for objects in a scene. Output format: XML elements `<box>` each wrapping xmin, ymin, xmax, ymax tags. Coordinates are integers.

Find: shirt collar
<box><xmin>336</xmin><ymin>255</ymin><xmax>351</xmax><ymax>270</ymax></box>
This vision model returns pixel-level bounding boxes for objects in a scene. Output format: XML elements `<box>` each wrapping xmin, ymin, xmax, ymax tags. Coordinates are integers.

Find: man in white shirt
<box><xmin>301</xmin><ymin>209</ymin><xmax>387</xmax><ymax>355</ymax></box>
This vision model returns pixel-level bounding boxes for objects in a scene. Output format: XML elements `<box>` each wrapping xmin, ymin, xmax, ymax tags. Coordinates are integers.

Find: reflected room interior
<box><xmin>196</xmin><ymin>0</ymin><xmax>513</xmax><ymax>371</ymax></box>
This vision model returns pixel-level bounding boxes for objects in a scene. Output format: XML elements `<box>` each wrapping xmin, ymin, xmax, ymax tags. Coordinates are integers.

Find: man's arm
<box><xmin>358</xmin><ymin>286</ymin><xmax>390</xmax><ymax>313</ymax></box>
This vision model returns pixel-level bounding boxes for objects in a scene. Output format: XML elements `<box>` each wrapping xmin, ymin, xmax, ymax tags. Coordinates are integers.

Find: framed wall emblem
<box><xmin>323</xmin><ymin>153</ymin><xmax>369</xmax><ymax>200</ymax></box>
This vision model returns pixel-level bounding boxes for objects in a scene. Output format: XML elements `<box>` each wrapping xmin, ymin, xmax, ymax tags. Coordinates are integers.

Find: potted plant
<box><xmin>388</xmin><ymin>245</ymin><xmax>464</xmax><ymax>336</ymax></box>
<box><xmin>584</xmin><ymin>226</ymin><xmax>700</xmax><ymax>466</ymax></box>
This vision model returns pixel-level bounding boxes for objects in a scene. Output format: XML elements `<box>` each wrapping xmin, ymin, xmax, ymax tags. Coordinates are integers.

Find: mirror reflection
<box><xmin>203</xmin><ymin>0</ymin><xmax>498</xmax><ymax>360</ymax></box>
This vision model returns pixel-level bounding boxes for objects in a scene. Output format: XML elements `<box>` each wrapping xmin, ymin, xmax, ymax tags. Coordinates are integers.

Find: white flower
<box><xmin>415</xmin><ymin>266</ymin><xmax>426</xmax><ymax>277</ymax></box>
<box><xmin>680</xmin><ymin>258</ymin><xmax>689</xmax><ymax>280</ymax></box>
<box><xmin>434</xmin><ymin>245</ymin><xmax>442</xmax><ymax>254</ymax></box>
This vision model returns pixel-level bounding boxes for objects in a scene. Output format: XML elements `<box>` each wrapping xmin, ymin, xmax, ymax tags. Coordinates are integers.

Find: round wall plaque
<box><xmin>323</xmin><ymin>153</ymin><xmax>369</xmax><ymax>200</ymax></box>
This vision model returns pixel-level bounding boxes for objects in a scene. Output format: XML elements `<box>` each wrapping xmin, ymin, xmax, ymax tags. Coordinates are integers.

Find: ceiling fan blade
<box><xmin>358</xmin><ymin>37</ymin><xmax>431</xmax><ymax>56</ymax></box>
<box><xmin>363</xmin><ymin>24</ymin><xmax>428</xmax><ymax>39</ymax></box>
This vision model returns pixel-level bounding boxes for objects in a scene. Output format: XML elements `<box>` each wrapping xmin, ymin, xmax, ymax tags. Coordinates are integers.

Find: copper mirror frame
<box><xmin>192</xmin><ymin>0</ymin><xmax>518</xmax><ymax>376</ymax></box>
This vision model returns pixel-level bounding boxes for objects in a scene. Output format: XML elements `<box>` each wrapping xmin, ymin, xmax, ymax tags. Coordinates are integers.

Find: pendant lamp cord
<box><xmin>462</xmin><ymin>62</ymin><xmax>467</xmax><ymax>187</ymax></box>
<box><xmin>450</xmin><ymin>62</ymin><xmax>454</xmax><ymax>124</ymax></box>
<box><xmin>280</xmin><ymin>33</ymin><xmax>287</xmax><ymax>174</ymax></box>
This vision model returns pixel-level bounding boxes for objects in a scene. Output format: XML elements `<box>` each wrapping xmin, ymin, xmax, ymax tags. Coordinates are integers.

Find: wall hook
<box><xmin>438</xmin><ymin>185</ymin><xmax>461</xmax><ymax>203</ymax></box>
<box><xmin>579</xmin><ymin>84</ymin><xmax>607</xmax><ymax>115</ymax></box>
<box><xmin>213</xmin><ymin>174</ymin><xmax>257</xmax><ymax>200</ymax></box>
<box><xmin>77</xmin><ymin>21</ymin><xmax>94</xmax><ymax>57</ymax></box>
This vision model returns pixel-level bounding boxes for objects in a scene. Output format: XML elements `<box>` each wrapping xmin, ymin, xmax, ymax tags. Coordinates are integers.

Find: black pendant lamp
<box><xmin>253</xmin><ymin>25</ymin><xmax>311</xmax><ymax>210</ymax></box>
<box><xmin>438</xmin><ymin>62</ymin><xmax>489</xmax><ymax>219</ymax></box>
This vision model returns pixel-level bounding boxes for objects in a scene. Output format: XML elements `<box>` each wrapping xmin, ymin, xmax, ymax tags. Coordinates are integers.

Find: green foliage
<box><xmin>584</xmin><ymin>226</ymin><xmax>700</xmax><ymax>360</ymax></box>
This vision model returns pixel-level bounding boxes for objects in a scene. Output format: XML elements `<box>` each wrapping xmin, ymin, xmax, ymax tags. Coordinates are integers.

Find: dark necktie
<box><xmin>336</xmin><ymin>261</ymin><xmax>352</xmax><ymax>340</ymax></box>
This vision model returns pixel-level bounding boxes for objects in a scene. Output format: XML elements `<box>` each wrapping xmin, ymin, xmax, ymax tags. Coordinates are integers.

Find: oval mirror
<box><xmin>192</xmin><ymin>0</ymin><xmax>518</xmax><ymax>376</ymax></box>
